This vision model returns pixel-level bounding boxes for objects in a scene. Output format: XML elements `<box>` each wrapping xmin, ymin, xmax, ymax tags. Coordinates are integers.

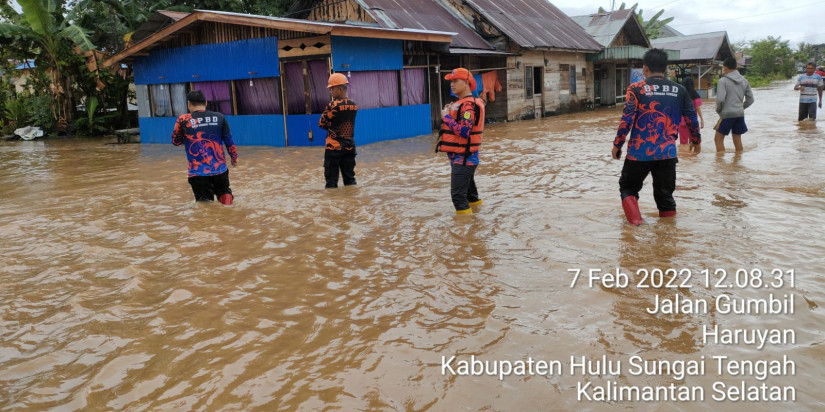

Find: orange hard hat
<box><xmin>327</xmin><ymin>73</ymin><xmax>349</xmax><ymax>88</ymax></box>
<box><xmin>444</xmin><ymin>67</ymin><xmax>476</xmax><ymax>90</ymax></box>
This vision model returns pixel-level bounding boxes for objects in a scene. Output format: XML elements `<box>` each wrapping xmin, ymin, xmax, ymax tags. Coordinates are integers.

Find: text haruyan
<box><xmin>703</xmin><ymin>325</ymin><xmax>795</xmax><ymax>349</ymax></box>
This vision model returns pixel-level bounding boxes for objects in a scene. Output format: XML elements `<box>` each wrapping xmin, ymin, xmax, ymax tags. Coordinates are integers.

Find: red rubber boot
<box><xmin>659</xmin><ymin>211</ymin><xmax>676</xmax><ymax>217</ymax></box>
<box><xmin>218</xmin><ymin>193</ymin><xmax>233</xmax><ymax>205</ymax></box>
<box><xmin>621</xmin><ymin>196</ymin><xmax>643</xmax><ymax>226</ymax></box>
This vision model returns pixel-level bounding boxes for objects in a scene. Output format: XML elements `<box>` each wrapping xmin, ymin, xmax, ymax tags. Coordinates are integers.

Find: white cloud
<box><xmin>549</xmin><ymin>0</ymin><xmax>825</xmax><ymax>46</ymax></box>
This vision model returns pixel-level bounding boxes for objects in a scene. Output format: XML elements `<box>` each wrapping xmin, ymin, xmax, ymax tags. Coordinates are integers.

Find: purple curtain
<box><xmin>348</xmin><ymin>71</ymin><xmax>399</xmax><ymax>109</ymax></box>
<box><xmin>378</xmin><ymin>71</ymin><xmax>399</xmax><ymax>108</ymax></box>
<box><xmin>307</xmin><ymin>59</ymin><xmax>330</xmax><ymax>114</ymax></box>
<box><xmin>193</xmin><ymin>81</ymin><xmax>232</xmax><ymax>115</ymax></box>
<box><xmin>236</xmin><ymin>77</ymin><xmax>281</xmax><ymax>115</ymax></box>
<box><xmin>283</xmin><ymin>62</ymin><xmax>306</xmax><ymax>114</ymax></box>
<box><xmin>402</xmin><ymin>68</ymin><xmax>427</xmax><ymax>106</ymax></box>
<box><xmin>347</xmin><ymin>72</ymin><xmax>379</xmax><ymax>109</ymax></box>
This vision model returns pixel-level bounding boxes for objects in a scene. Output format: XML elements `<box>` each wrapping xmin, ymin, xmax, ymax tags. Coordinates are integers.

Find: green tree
<box><xmin>794</xmin><ymin>42</ymin><xmax>816</xmax><ymax>64</ymax></box>
<box><xmin>731</xmin><ymin>40</ymin><xmax>749</xmax><ymax>54</ymax></box>
<box><xmin>748</xmin><ymin>36</ymin><xmax>796</xmax><ymax>79</ymax></box>
<box><xmin>68</xmin><ymin>0</ymin><xmax>293</xmax><ymax>130</ymax></box>
<box><xmin>153</xmin><ymin>0</ymin><xmax>294</xmax><ymax>16</ymax></box>
<box><xmin>0</xmin><ymin>0</ymin><xmax>95</xmax><ymax>131</ymax></box>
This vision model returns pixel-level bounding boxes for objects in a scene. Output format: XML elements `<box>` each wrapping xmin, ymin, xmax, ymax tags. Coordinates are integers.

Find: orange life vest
<box><xmin>437</xmin><ymin>96</ymin><xmax>484</xmax><ymax>155</ymax></box>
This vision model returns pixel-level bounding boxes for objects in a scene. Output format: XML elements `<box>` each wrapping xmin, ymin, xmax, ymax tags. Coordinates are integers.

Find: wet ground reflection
<box><xmin>1</xmin><ymin>80</ymin><xmax>823</xmax><ymax>410</ymax></box>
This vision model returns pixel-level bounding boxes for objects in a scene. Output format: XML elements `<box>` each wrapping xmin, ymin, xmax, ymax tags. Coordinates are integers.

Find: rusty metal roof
<box><xmin>570</xmin><ymin>10</ymin><xmax>649</xmax><ymax>48</ymax></box>
<box><xmin>131</xmin><ymin>11</ymin><xmax>190</xmax><ymax>43</ymax></box>
<box><xmin>104</xmin><ymin>10</ymin><xmax>455</xmax><ymax>68</ymax></box>
<box><xmin>462</xmin><ymin>0</ymin><xmax>601</xmax><ymax>51</ymax></box>
<box><xmin>651</xmin><ymin>31</ymin><xmax>734</xmax><ymax>62</ymax></box>
<box><xmin>356</xmin><ymin>0</ymin><xmax>494</xmax><ymax>50</ymax></box>
<box><xmin>285</xmin><ymin>0</ymin><xmax>493</xmax><ymax>50</ymax></box>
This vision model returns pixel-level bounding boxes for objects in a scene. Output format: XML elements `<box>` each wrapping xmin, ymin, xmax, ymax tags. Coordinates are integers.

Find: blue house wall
<box><xmin>139</xmin><ymin>116</ymin><xmax>287</xmax><ymax>146</ymax></box>
<box><xmin>330</xmin><ymin>36</ymin><xmax>402</xmax><ymax>72</ymax></box>
<box><xmin>135</xmin><ymin>35</ymin><xmax>431</xmax><ymax>147</ymax></box>
<box><xmin>134</xmin><ymin>37</ymin><xmax>280</xmax><ymax>85</ymax></box>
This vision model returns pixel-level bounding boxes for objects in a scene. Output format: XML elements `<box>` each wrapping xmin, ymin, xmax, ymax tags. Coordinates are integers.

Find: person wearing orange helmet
<box><xmin>436</xmin><ymin>68</ymin><xmax>485</xmax><ymax>215</ymax></box>
<box><xmin>319</xmin><ymin>72</ymin><xmax>358</xmax><ymax>188</ymax></box>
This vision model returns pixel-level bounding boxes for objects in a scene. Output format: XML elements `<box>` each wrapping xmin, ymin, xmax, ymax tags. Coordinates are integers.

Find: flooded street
<box><xmin>1</xmin><ymin>79</ymin><xmax>824</xmax><ymax>411</ymax></box>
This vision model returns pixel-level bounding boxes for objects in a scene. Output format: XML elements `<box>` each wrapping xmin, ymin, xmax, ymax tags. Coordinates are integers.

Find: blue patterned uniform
<box><xmin>614</xmin><ymin>76</ymin><xmax>701</xmax><ymax>161</ymax></box>
<box><xmin>172</xmin><ymin>110</ymin><xmax>238</xmax><ymax>177</ymax></box>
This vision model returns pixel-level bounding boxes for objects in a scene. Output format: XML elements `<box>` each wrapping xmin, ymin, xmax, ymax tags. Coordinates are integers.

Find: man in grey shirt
<box><xmin>714</xmin><ymin>57</ymin><xmax>755</xmax><ymax>152</ymax></box>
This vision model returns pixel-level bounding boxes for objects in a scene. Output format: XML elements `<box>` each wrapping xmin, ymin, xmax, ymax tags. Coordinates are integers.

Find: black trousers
<box><xmin>618</xmin><ymin>158</ymin><xmax>677</xmax><ymax>212</ymax></box>
<box><xmin>324</xmin><ymin>149</ymin><xmax>357</xmax><ymax>188</ymax></box>
<box><xmin>799</xmin><ymin>102</ymin><xmax>817</xmax><ymax>121</ymax></box>
<box><xmin>188</xmin><ymin>170</ymin><xmax>231</xmax><ymax>201</ymax></box>
<box><xmin>451</xmin><ymin>163</ymin><xmax>479</xmax><ymax>211</ymax></box>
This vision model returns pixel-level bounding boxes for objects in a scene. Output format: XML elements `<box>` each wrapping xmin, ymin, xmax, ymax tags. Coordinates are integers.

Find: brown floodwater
<box><xmin>1</xmin><ymin>80</ymin><xmax>823</xmax><ymax>411</ymax></box>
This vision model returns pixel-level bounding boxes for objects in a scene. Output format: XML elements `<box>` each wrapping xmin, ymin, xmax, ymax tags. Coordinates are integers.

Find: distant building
<box><xmin>652</xmin><ymin>31</ymin><xmax>735</xmax><ymax>98</ymax></box>
<box><xmin>288</xmin><ymin>0</ymin><xmax>603</xmax><ymax>121</ymax></box>
<box><xmin>2</xmin><ymin>60</ymin><xmax>36</xmax><ymax>93</ymax></box>
<box><xmin>571</xmin><ymin>9</ymin><xmax>678</xmax><ymax>106</ymax></box>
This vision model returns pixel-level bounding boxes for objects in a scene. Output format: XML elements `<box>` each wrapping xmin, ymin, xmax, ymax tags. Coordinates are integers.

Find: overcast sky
<box><xmin>8</xmin><ymin>0</ymin><xmax>823</xmax><ymax>47</ymax></box>
<box><xmin>550</xmin><ymin>0</ymin><xmax>825</xmax><ymax>47</ymax></box>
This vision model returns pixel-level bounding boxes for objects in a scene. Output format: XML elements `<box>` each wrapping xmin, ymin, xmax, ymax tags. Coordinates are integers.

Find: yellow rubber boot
<box><xmin>455</xmin><ymin>208</ymin><xmax>473</xmax><ymax>215</ymax></box>
<box><xmin>469</xmin><ymin>199</ymin><xmax>483</xmax><ymax>206</ymax></box>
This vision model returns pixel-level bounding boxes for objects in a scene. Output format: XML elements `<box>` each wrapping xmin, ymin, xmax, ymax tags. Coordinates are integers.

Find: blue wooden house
<box><xmin>103</xmin><ymin>10</ymin><xmax>453</xmax><ymax>146</ymax></box>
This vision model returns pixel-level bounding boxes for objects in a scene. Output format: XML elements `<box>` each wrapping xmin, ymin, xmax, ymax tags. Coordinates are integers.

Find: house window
<box><xmin>236</xmin><ymin>77</ymin><xmax>282</xmax><ymax>115</ymax></box>
<box><xmin>525</xmin><ymin>65</ymin><xmax>534</xmax><ymax>99</ymax></box>
<box><xmin>150</xmin><ymin>84</ymin><xmax>172</xmax><ymax>117</ymax></box>
<box><xmin>192</xmin><ymin>81</ymin><xmax>233</xmax><ymax>115</ymax></box>
<box><xmin>145</xmin><ymin>83</ymin><xmax>187</xmax><ymax>117</ymax></box>
<box><xmin>533</xmin><ymin>66</ymin><xmax>542</xmax><ymax>95</ymax></box>
<box><xmin>559</xmin><ymin>64</ymin><xmax>570</xmax><ymax>92</ymax></box>
<box><xmin>170</xmin><ymin>83</ymin><xmax>188</xmax><ymax>117</ymax></box>
<box><xmin>348</xmin><ymin>70</ymin><xmax>400</xmax><ymax>109</ymax></box>
<box><xmin>402</xmin><ymin>68</ymin><xmax>428</xmax><ymax>106</ymax></box>
<box><xmin>570</xmin><ymin>65</ymin><xmax>577</xmax><ymax>95</ymax></box>
<box><xmin>616</xmin><ymin>65</ymin><xmax>629</xmax><ymax>102</ymax></box>
<box><xmin>136</xmin><ymin>85</ymin><xmax>150</xmax><ymax>118</ymax></box>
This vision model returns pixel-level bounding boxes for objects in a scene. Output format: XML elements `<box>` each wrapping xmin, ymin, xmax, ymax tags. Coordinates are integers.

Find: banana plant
<box><xmin>0</xmin><ymin>0</ymin><xmax>95</xmax><ymax>131</ymax></box>
<box><xmin>596</xmin><ymin>2</ymin><xmax>674</xmax><ymax>40</ymax></box>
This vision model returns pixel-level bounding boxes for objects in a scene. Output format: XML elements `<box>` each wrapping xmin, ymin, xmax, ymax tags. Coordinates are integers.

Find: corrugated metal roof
<box><xmin>659</xmin><ymin>25</ymin><xmax>683</xmax><ymax>38</ymax></box>
<box><xmin>570</xmin><ymin>10</ymin><xmax>649</xmax><ymax>48</ymax></box>
<box><xmin>462</xmin><ymin>0</ymin><xmax>601</xmax><ymax>51</ymax></box>
<box><xmin>356</xmin><ymin>0</ymin><xmax>493</xmax><ymax>50</ymax></box>
<box><xmin>131</xmin><ymin>11</ymin><xmax>189</xmax><ymax>43</ymax></box>
<box><xmin>104</xmin><ymin>10</ymin><xmax>456</xmax><ymax>68</ymax></box>
<box><xmin>587</xmin><ymin>45</ymin><xmax>678</xmax><ymax>62</ymax></box>
<box><xmin>449</xmin><ymin>47</ymin><xmax>516</xmax><ymax>55</ymax></box>
<box><xmin>651</xmin><ymin>32</ymin><xmax>733</xmax><ymax>62</ymax></box>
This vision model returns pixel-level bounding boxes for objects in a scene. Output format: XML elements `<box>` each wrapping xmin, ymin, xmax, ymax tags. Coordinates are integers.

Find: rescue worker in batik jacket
<box><xmin>611</xmin><ymin>49</ymin><xmax>701</xmax><ymax>225</ymax></box>
<box><xmin>319</xmin><ymin>73</ymin><xmax>358</xmax><ymax>189</ymax></box>
<box><xmin>172</xmin><ymin>90</ymin><xmax>238</xmax><ymax>205</ymax></box>
<box><xmin>437</xmin><ymin>68</ymin><xmax>485</xmax><ymax>215</ymax></box>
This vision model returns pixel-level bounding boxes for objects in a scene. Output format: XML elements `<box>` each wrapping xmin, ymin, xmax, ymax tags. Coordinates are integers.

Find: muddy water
<box><xmin>1</xmin><ymin>79</ymin><xmax>823</xmax><ymax>411</ymax></box>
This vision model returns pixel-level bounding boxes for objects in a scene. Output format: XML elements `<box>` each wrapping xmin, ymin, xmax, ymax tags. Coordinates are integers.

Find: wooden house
<box><xmin>103</xmin><ymin>10</ymin><xmax>453</xmax><ymax>146</ymax></box>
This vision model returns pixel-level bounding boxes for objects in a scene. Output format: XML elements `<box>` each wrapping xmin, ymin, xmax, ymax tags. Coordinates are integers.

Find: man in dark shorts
<box><xmin>714</xmin><ymin>57</ymin><xmax>754</xmax><ymax>152</ymax></box>
<box><xmin>794</xmin><ymin>63</ymin><xmax>823</xmax><ymax>121</ymax></box>
<box><xmin>172</xmin><ymin>90</ymin><xmax>239</xmax><ymax>204</ymax></box>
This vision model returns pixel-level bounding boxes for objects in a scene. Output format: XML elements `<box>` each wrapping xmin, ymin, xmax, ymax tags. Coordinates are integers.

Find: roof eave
<box><xmin>103</xmin><ymin>10</ymin><xmax>454</xmax><ymax>68</ymax></box>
